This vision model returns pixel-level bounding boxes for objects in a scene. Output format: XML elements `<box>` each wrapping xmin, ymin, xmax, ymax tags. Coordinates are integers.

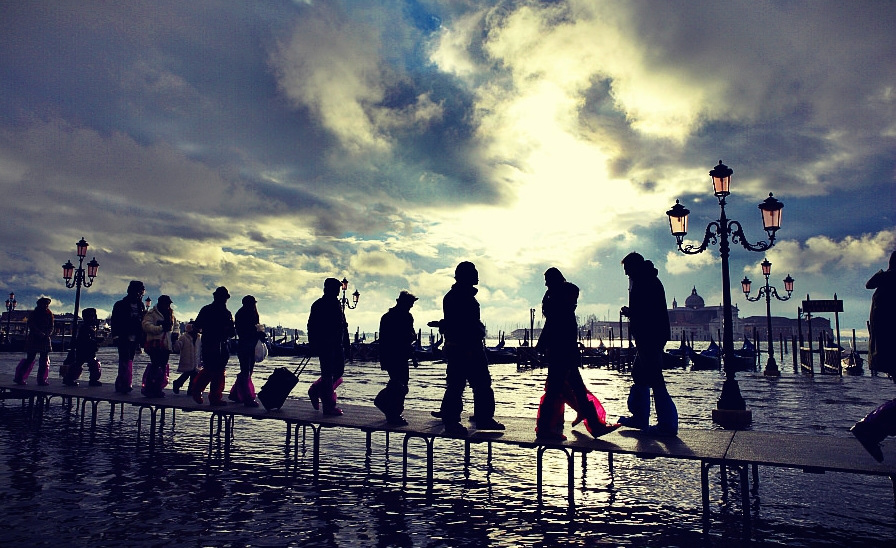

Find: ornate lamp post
<box><xmin>666</xmin><ymin>161</ymin><xmax>783</xmax><ymax>428</ymax></box>
<box><xmin>340</xmin><ymin>277</ymin><xmax>360</xmax><ymax>311</ymax></box>
<box><xmin>62</xmin><ymin>237</ymin><xmax>100</xmax><ymax>342</ymax></box>
<box><xmin>741</xmin><ymin>259</ymin><xmax>794</xmax><ymax>377</ymax></box>
<box><xmin>4</xmin><ymin>292</ymin><xmax>16</xmax><ymax>344</ymax></box>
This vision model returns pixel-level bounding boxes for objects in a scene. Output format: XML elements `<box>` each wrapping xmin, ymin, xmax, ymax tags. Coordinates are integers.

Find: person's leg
<box><xmin>88</xmin><ymin>357</ymin><xmax>102</xmax><ymax>386</ymax></box>
<box><xmin>619</xmin><ymin>350</ymin><xmax>652</xmax><ymax>429</ymax></box>
<box><xmin>536</xmin><ymin>365</ymin><xmax>567</xmax><ymax>439</ymax></box>
<box><xmin>36</xmin><ymin>351</ymin><xmax>50</xmax><ymax>385</ymax></box>
<box><xmin>13</xmin><ymin>352</ymin><xmax>37</xmax><ymax>384</ymax></box>
<box><xmin>851</xmin><ymin>398</ymin><xmax>896</xmax><ymax>462</ymax></box>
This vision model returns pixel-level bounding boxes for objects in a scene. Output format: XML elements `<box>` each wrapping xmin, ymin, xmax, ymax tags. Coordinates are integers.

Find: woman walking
<box><xmin>141</xmin><ymin>295</ymin><xmax>179</xmax><ymax>397</ymax></box>
<box><xmin>13</xmin><ymin>297</ymin><xmax>55</xmax><ymax>386</ymax></box>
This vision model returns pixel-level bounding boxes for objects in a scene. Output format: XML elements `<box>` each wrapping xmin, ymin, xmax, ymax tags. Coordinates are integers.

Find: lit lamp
<box><xmin>340</xmin><ymin>277</ymin><xmax>360</xmax><ymax>311</ymax></box>
<box><xmin>666</xmin><ymin>161</ymin><xmax>783</xmax><ymax>429</ymax></box>
<box><xmin>4</xmin><ymin>292</ymin><xmax>16</xmax><ymax>345</ymax></box>
<box><xmin>741</xmin><ymin>259</ymin><xmax>794</xmax><ymax>376</ymax></box>
<box><xmin>62</xmin><ymin>237</ymin><xmax>100</xmax><ymax>344</ymax></box>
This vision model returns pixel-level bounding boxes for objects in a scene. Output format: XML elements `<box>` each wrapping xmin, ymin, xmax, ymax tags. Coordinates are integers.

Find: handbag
<box><xmin>255</xmin><ymin>339</ymin><xmax>268</xmax><ymax>363</ymax></box>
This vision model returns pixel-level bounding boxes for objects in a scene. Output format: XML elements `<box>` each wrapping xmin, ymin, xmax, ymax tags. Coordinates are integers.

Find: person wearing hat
<box><xmin>619</xmin><ymin>252</ymin><xmax>678</xmax><ymax>436</ymax></box>
<box><xmin>141</xmin><ymin>295</ymin><xmax>179</xmax><ymax>397</ymax></box>
<box><xmin>374</xmin><ymin>291</ymin><xmax>419</xmax><ymax>425</ymax></box>
<box><xmin>111</xmin><ymin>280</ymin><xmax>147</xmax><ymax>393</ymax></box>
<box><xmin>229</xmin><ymin>295</ymin><xmax>265</xmax><ymax>407</ymax></box>
<box><xmin>13</xmin><ymin>297</ymin><xmax>54</xmax><ymax>386</ymax></box>
<box><xmin>62</xmin><ymin>307</ymin><xmax>103</xmax><ymax>387</ymax></box>
<box><xmin>307</xmin><ymin>277</ymin><xmax>350</xmax><ymax>416</ymax></box>
<box><xmin>191</xmin><ymin>287</ymin><xmax>236</xmax><ymax>406</ymax></box>
<box><xmin>433</xmin><ymin>261</ymin><xmax>504</xmax><ymax>436</ymax></box>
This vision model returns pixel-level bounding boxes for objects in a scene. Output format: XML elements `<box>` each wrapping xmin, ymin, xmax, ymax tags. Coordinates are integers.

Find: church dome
<box><xmin>685</xmin><ymin>287</ymin><xmax>705</xmax><ymax>309</ymax></box>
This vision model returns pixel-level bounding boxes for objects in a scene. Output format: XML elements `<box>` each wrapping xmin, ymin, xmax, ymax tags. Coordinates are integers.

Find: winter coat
<box><xmin>537</xmin><ymin>281</ymin><xmax>581</xmax><ymax>365</ymax></box>
<box><xmin>627</xmin><ymin>260</ymin><xmax>671</xmax><ymax>350</ymax></box>
<box><xmin>142</xmin><ymin>307</ymin><xmax>180</xmax><ymax>351</ymax></box>
<box><xmin>173</xmin><ymin>331</ymin><xmax>201</xmax><ymax>372</ymax></box>
<box><xmin>441</xmin><ymin>283</ymin><xmax>487</xmax><ymax>349</ymax></box>
<box><xmin>307</xmin><ymin>295</ymin><xmax>348</xmax><ymax>356</ymax></box>
<box><xmin>193</xmin><ymin>301</ymin><xmax>235</xmax><ymax>346</ymax></box>
<box><xmin>378</xmin><ymin>306</ymin><xmax>416</xmax><ymax>368</ymax></box>
<box><xmin>25</xmin><ymin>307</ymin><xmax>54</xmax><ymax>354</ymax></box>
<box><xmin>867</xmin><ymin>268</ymin><xmax>896</xmax><ymax>374</ymax></box>
<box><xmin>110</xmin><ymin>295</ymin><xmax>145</xmax><ymax>343</ymax></box>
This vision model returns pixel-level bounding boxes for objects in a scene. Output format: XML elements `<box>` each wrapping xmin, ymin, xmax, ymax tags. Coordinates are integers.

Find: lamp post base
<box><xmin>763</xmin><ymin>356</ymin><xmax>780</xmax><ymax>377</ymax></box>
<box><xmin>712</xmin><ymin>408</ymin><xmax>753</xmax><ymax>429</ymax></box>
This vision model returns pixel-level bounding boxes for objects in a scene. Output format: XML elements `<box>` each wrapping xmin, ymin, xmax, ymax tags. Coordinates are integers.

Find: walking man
<box><xmin>192</xmin><ymin>286</ymin><xmax>236</xmax><ymax>406</ymax></box>
<box><xmin>374</xmin><ymin>291</ymin><xmax>419</xmax><ymax>425</ymax></box>
<box><xmin>111</xmin><ymin>281</ymin><xmax>146</xmax><ymax>394</ymax></box>
<box><xmin>619</xmin><ymin>252</ymin><xmax>678</xmax><ymax>436</ymax></box>
<box><xmin>434</xmin><ymin>261</ymin><xmax>504</xmax><ymax>436</ymax></box>
<box><xmin>307</xmin><ymin>277</ymin><xmax>350</xmax><ymax>416</ymax></box>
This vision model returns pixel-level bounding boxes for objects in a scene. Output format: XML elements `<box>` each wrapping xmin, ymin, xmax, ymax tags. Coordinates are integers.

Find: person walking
<box><xmin>62</xmin><ymin>307</ymin><xmax>103</xmax><ymax>387</ymax></box>
<box><xmin>111</xmin><ymin>281</ymin><xmax>146</xmax><ymax>394</ymax></box>
<box><xmin>191</xmin><ymin>287</ymin><xmax>235</xmax><ymax>406</ymax></box>
<box><xmin>535</xmin><ymin>268</ymin><xmax>619</xmax><ymax>440</ymax></box>
<box><xmin>229</xmin><ymin>295</ymin><xmax>264</xmax><ymax>407</ymax></box>
<box><xmin>141</xmin><ymin>295</ymin><xmax>178</xmax><ymax>398</ymax></box>
<box><xmin>433</xmin><ymin>261</ymin><xmax>503</xmax><ymax>436</ymax></box>
<box><xmin>619</xmin><ymin>252</ymin><xmax>678</xmax><ymax>436</ymax></box>
<box><xmin>13</xmin><ymin>297</ymin><xmax>54</xmax><ymax>386</ymax></box>
<box><xmin>850</xmin><ymin>250</ymin><xmax>896</xmax><ymax>461</ymax></box>
<box><xmin>171</xmin><ymin>321</ymin><xmax>200</xmax><ymax>395</ymax></box>
<box><xmin>307</xmin><ymin>278</ymin><xmax>350</xmax><ymax>416</ymax></box>
<box><xmin>374</xmin><ymin>291</ymin><xmax>419</xmax><ymax>425</ymax></box>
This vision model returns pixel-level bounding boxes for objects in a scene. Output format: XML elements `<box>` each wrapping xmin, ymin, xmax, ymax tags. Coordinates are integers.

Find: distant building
<box><xmin>668</xmin><ymin>287</ymin><xmax>742</xmax><ymax>343</ymax></box>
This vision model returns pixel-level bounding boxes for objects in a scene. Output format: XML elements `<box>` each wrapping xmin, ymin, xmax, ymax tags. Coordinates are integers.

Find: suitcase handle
<box><xmin>293</xmin><ymin>355</ymin><xmax>312</xmax><ymax>377</ymax></box>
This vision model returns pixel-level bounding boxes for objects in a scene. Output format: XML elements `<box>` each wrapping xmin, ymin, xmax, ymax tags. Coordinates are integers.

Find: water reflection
<box><xmin>1</xmin><ymin>348</ymin><xmax>895</xmax><ymax>546</ymax></box>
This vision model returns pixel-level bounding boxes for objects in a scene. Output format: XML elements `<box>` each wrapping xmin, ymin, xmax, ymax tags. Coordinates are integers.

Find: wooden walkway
<box><xmin>2</xmin><ymin>381</ymin><xmax>895</xmax><ymax>532</ymax></box>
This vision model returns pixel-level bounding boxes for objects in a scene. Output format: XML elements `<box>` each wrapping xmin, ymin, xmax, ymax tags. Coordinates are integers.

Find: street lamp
<box><xmin>666</xmin><ymin>161</ymin><xmax>783</xmax><ymax>429</ymax></box>
<box><xmin>62</xmin><ymin>237</ymin><xmax>100</xmax><ymax>343</ymax></box>
<box><xmin>4</xmin><ymin>292</ymin><xmax>16</xmax><ymax>344</ymax></box>
<box><xmin>741</xmin><ymin>258</ymin><xmax>794</xmax><ymax>377</ymax></box>
<box><xmin>340</xmin><ymin>277</ymin><xmax>360</xmax><ymax>311</ymax></box>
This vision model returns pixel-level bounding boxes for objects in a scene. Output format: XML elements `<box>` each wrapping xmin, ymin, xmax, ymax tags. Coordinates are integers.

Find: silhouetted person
<box><xmin>851</xmin><ymin>250</ymin><xmax>896</xmax><ymax>461</ymax></box>
<box><xmin>230</xmin><ymin>295</ymin><xmax>264</xmax><ymax>407</ymax></box>
<box><xmin>141</xmin><ymin>295</ymin><xmax>178</xmax><ymax>397</ymax></box>
<box><xmin>374</xmin><ymin>291</ymin><xmax>419</xmax><ymax>425</ymax></box>
<box><xmin>535</xmin><ymin>268</ymin><xmax>619</xmax><ymax>440</ymax></box>
<box><xmin>111</xmin><ymin>281</ymin><xmax>146</xmax><ymax>393</ymax></box>
<box><xmin>619</xmin><ymin>252</ymin><xmax>678</xmax><ymax>436</ymax></box>
<box><xmin>307</xmin><ymin>278</ymin><xmax>350</xmax><ymax>416</ymax></box>
<box><xmin>13</xmin><ymin>297</ymin><xmax>54</xmax><ymax>386</ymax></box>
<box><xmin>433</xmin><ymin>261</ymin><xmax>504</xmax><ymax>436</ymax></box>
<box><xmin>62</xmin><ymin>307</ymin><xmax>103</xmax><ymax>387</ymax></box>
<box><xmin>171</xmin><ymin>321</ymin><xmax>200</xmax><ymax>395</ymax></box>
<box><xmin>192</xmin><ymin>287</ymin><xmax>235</xmax><ymax>406</ymax></box>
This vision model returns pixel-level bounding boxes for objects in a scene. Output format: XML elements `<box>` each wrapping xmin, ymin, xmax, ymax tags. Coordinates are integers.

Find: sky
<box><xmin>1</xmin><ymin>0</ymin><xmax>894</xmax><ymax>341</ymax></box>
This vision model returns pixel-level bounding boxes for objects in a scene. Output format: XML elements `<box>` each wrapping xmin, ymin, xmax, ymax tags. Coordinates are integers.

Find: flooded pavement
<box><xmin>1</xmin><ymin>348</ymin><xmax>895</xmax><ymax>547</ymax></box>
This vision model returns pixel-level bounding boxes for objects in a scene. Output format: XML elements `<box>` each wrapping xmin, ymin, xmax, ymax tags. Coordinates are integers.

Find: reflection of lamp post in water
<box><xmin>62</xmin><ymin>238</ymin><xmax>100</xmax><ymax>343</ymax></box>
<box><xmin>5</xmin><ymin>292</ymin><xmax>16</xmax><ymax>344</ymax></box>
<box><xmin>666</xmin><ymin>161</ymin><xmax>784</xmax><ymax>429</ymax></box>
<box><xmin>741</xmin><ymin>258</ymin><xmax>794</xmax><ymax>377</ymax></box>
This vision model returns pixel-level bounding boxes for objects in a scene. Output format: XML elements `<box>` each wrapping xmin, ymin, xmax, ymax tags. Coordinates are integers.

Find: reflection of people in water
<box><xmin>850</xmin><ymin>250</ymin><xmax>896</xmax><ymax>462</ymax></box>
<box><xmin>433</xmin><ymin>261</ymin><xmax>504</xmax><ymax>437</ymax></box>
<box><xmin>535</xmin><ymin>268</ymin><xmax>619</xmax><ymax>440</ymax></box>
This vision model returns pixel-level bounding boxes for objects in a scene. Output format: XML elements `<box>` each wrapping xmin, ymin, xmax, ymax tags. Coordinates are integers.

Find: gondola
<box><xmin>690</xmin><ymin>338</ymin><xmax>721</xmax><ymax>371</ymax></box>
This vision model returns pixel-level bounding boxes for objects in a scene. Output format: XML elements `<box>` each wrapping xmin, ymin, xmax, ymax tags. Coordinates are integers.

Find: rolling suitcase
<box><xmin>257</xmin><ymin>355</ymin><xmax>311</xmax><ymax>411</ymax></box>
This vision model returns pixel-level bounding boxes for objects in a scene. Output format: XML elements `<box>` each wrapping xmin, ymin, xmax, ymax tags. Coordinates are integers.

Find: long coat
<box><xmin>25</xmin><ymin>307</ymin><xmax>54</xmax><ymax>354</ymax></box>
<box><xmin>867</xmin><ymin>268</ymin><xmax>896</xmax><ymax>375</ymax></box>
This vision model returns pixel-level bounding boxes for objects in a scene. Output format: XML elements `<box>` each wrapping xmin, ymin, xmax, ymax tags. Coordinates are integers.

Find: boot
<box><xmin>649</xmin><ymin>389</ymin><xmax>678</xmax><ymax>436</ymax></box>
<box><xmin>37</xmin><ymin>356</ymin><xmax>50</xmax><ymax>386</ymax></box>
<box><xmin>209</xmin><ymin>371</ymin><xmax>227</xmax><ymax>406</ymax></box>
<box><xmin>322</xmin><ymin>377</ymin><xmax>344</xmax><ymax>415</ymax></box>
<box><xmin>618</xmin><ymin>384</ymin><xmax>650</xmax><ymax>430</ymax></box>
<box><xmin>88</xmin><ymin>359</ymin><xmax>102</xmax><ymax>386</ymax></box>
<box><xmin>115</xmin><ymin>360</ymin><xmax>134</xmax><ymax>393</ymax></box>
<box><xmin>14</xmin><ymin>358</ymin><xmax>35</xmax><ymax>385</ymax></box>
<box><xmin>192</xmin><ymin>369</ymin><xmax>211</xmax><ymax>404</ymax></box>
<box><xmin>64</xmin><ymin>362</ymin><xmax>83</xmax><ymax>386</ymax></box>
<box><xmin>308</xmin><ymin>378</ymin><xmax>322</xmax><ymax>410</ymax></box>
<box><xmin>535</xmin><ymin>391</ymin><xmax>566</xmax><ymax>441</ymax></box>
<box><xmin>851</xmin><ymin>398</ymin><xmax>896</xmax><ymax>462</ymax></box>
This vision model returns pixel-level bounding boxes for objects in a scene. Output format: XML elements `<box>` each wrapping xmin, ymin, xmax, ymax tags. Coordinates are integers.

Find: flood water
<box><xmin>1</xmin><ymin>346</ymin><xmax>895</xmax><ymax>547</ymax></box>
